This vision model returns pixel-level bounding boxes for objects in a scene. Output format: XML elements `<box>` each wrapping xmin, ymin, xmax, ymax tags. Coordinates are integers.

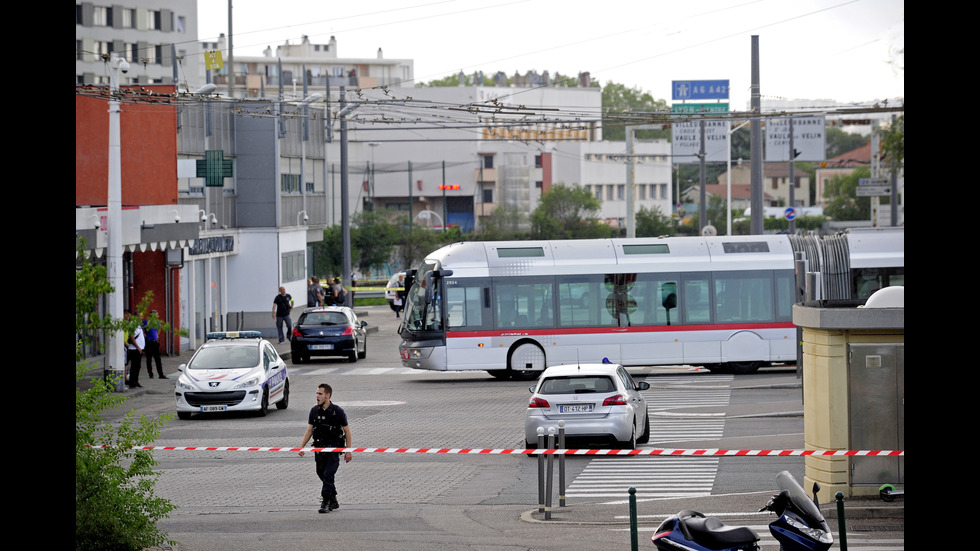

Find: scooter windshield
<box><xmin>775</xmin><ymin>471</ymin><xmax>825</xmax><ymax>522</ymax></box>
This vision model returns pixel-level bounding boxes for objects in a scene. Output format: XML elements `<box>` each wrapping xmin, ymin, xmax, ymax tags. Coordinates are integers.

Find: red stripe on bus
<box><xmin>445</xmin><ymin>322</ymin><xmax>794</xmax><ymax>339</ymax></box>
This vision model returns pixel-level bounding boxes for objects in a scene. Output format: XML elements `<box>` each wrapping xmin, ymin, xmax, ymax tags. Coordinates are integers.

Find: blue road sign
<box><xmin>672</xmin><ymin>80</ymin><xmax>729</xmax><ymax>100</ymax></box>
<box><xmin>785</xmin><ymin>207</ymin><xmax>797</xmax><ymax>221</ymax></box>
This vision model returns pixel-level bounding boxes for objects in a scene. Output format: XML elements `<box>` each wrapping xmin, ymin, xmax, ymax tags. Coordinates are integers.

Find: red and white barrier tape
<box><xmin>102</xmin><ymin>446</ymin><xmax>904</xmax><ymax>456</ymax></box>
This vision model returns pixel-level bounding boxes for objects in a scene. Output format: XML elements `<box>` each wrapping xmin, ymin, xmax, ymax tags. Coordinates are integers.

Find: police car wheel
<box><xmin>177</xmin><ymin>411</ymin><xmax>192</xmax><ymax>420</ymax></box>
<box><xmin>258</xmin><ymin>390</ymin><xmax>269</xmax><ymax>417</ymax></box>
<box><xmin>276</xmin><ymin>381</ymin><xmax>290</xmax><ymax>410</ymax></box>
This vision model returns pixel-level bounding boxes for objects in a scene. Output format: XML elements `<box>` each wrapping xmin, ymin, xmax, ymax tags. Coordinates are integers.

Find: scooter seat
<box><xmin>684</xmin><ymin>516</ymin><xmax>760</xmax><ymax>549</ymax></box>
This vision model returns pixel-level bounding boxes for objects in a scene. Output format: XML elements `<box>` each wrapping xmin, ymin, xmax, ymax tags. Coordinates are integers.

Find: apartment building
<box><xmin>75</xmin><ymin>1</ymin><xmax>200</xmax><ymax>87</ymax></box>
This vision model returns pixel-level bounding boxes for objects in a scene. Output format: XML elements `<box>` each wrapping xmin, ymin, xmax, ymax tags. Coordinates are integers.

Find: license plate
<box><xmin>559</xmin><ymin>404</ymin><xmax>594</xmax><ymax>413</ymax></box>
<box><xmin>200</xmin><ymin>405</ymin><xmax>227</xmax><ymax>413</ymax></box>
<box><xmin>310</xmin><ymin>344</ymin><xmax>334</xmax><ymax>350</ymax></box>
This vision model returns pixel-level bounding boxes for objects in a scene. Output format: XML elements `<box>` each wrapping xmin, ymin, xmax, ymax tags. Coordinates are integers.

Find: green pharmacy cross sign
<box><xmin>196</xmin><ymin>150</ymin><xmax>233</xmax><ymax>187</ymax></box>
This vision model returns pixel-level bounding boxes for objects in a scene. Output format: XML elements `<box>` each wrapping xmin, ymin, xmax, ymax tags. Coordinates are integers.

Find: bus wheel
<box><xmin>726</xmin><ymin>361</ymin><xmax>761</xmax><ymax>374</ymax></box>
<box><xmin>508</xmin><ymin>342</ymin><xmax>545</xmax><ymax>381</ymax></box>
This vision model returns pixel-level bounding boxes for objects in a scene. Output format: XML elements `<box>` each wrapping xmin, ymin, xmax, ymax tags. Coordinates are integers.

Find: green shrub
<box><xmin>76</xmin><ymin>361</ymin><xmax>175</xmax><ymax>551</ymax></box>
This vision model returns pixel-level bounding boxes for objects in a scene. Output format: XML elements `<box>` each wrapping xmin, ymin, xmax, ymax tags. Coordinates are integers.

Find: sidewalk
<box><xmin>76</xmin><ymin>306</ymin><xmax>383</xmax><ymax>395</ymax></box>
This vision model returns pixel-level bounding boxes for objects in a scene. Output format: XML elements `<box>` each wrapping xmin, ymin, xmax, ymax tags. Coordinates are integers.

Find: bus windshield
<box><xmin>401</xmin><ymin>264</ymin><xmax>445</xmax><ymax>335</ymax></box>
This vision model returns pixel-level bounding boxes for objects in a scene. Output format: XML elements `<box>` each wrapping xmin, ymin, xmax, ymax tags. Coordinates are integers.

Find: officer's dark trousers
<box><xmin>314</xmin><ymin>452</ymin><xmax>340</xmax><ymax>499</ymax></box>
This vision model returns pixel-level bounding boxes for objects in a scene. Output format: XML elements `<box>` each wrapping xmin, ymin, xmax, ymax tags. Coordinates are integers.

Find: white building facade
<box><xmin>75</xmin><ymin>0</ymin><xmax>200</xmax><ymax>87</ymax></box>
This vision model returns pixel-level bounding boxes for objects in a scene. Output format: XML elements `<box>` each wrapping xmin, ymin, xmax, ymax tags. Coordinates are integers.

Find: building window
<box><xmin>535</xmin><ymin>181</ymin><xmax>542</xmax><ymax>189</ymax></box>
<box><xmin>281</xmin><ymin>174</ymin><xmax>301</xmax><ymax>193</ymax></box>
<box><xmin>482</xmin><ymin>188</ymin><xmax>493</xmax><ymax>203</ymax></box>
<box><xmin>639</xmin><ymin>185</ymin><xmax>646</xmax><ymax>200</ymax></box>
<box><xmin>281</xmin><ymin>252</ymin><xmax>305</xmax><ymax>283</ymax></box>
<box><xmin>606</xmin><ymin>186</ymin><xmax>614</xmax><ymax>201</ymax></box>
<box><xmin>594</xmin><ymin>185</ymin><xmax>602</xmax><ymax>200</ymax></box>
<box><xmin>141</xmin><ymin>9</ymin><xmax>161</xmax><ymax>30</ymax></box>
<box><xmin>94</xmin><ymin>40</ymin><xmax>113</xmax><ymax>58</ymax></box>
<box><xmin>177</xmin><ymin>16</ymin><xmax>186</xmax><ymax>33</ymax></box>
<box><xmin>481</xmin><ymin>154</ymin><xmax>494</xmax><ymax>169</ymax></box>
<box><xmin>122</xmin><ymin>8</ymin><xmax>136</xmax><ymax>28</ymax></box>
<box><xmin>93</xmin><ymin>6</ymin><xmax>111</xmax><ymax>26</ymax></box>
<box><xmin>617</xmin><ymin>185</ymin><xmax>624</xmax><ymax>200</ymax></box>
<box><xmin>534</xmin><ymin>155</ymin><xmax>542</xmax><ymax>168</ymax></box>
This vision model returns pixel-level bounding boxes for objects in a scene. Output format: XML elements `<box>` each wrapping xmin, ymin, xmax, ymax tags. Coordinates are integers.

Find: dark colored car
<box><xmin>290</xmin><ymin>306</ymin><xmax>367</xmax><ymax>363</ymax></box>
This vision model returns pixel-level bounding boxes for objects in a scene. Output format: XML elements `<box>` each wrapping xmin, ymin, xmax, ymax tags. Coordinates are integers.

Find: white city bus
<box><xmin>398</xmin><ymin>228</ymin><xmax>903</xmax><ymax>378</ymax></box>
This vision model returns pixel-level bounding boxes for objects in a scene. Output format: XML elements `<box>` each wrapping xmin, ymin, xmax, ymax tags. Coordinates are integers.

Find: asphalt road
<box><xmin>86</xmin><ymin>305</ymin><xmax>902</xmax><ymax>550</ymax></box>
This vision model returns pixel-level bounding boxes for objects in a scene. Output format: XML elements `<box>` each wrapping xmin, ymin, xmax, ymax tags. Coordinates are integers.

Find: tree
<box><xmin>396</xmin><ymin>223</ymin><xmax>443</xmax><ymax>270</ymax></box>
<box><xmin>530</xmin><ymin>183</ymin><xmax>613</xmax><ymax>239</ymax></box>
<box><xmin>635</xmin><ymin>205</ymin><xmax>674</xmax><ymax>237</ymax></box>
<box><xmin>352</xmin><ymin>209</ymin><xmax>401</xmax><ymax>274</ymax></box>
<box><xmin>601</xmin><ymin>82</ymin><xmax>669</xmax><ymax>142</ymax></box>
<box><xmin>476</xmin><ymin>203</ymin><xmax>529</xmax><ymax>241</ymax></box>
<box><xmin>824</xmin><ymin>165</ymin><xmax>871</xmax><ymax>221</ymax></box>
<box><xmin>825</xmin><ymin>126</ymin><xmax>870</xmax><ymax>159</ymax></box>
<box><xmin>880</xmin><ymin>114</ymin><xmax>904</xmax><ymax>174</ymax></box>
<box><xmin>76</xmin><ymin>239</ymin><xmax>175</xmax><ymax>550</ymax></box>
<box><xmin>312</xmin><ymin>225</ymin><xmax>345</xmax><ymax>279</ymax></box>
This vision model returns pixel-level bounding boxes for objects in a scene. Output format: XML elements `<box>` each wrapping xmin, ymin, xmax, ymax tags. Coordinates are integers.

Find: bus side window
<box><xmin>682</xmin><ymin>277</ymin><xmax>711</xmax><ymax>324</ymax></box>
<box><xmin>447</xmin><ymin>285</ymin><xmax>484</xmax><ymax>329</ymax></box>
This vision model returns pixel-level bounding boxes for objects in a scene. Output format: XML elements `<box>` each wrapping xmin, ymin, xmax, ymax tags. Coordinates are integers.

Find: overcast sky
<box><xmin>196</xmin><ymin>0</ymin><xmax>904</xmax><ymax>109</ymax></box>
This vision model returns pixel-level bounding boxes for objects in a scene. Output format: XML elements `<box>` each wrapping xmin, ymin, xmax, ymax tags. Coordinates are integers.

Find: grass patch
<box><xmin>354</xmin><ymin>297</ymin><xmax>388</xmax><ymax>307</ymax></box>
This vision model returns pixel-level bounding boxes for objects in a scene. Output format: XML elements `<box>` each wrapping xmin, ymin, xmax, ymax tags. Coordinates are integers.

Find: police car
<box><xmin>175</xmin><ymin>331</ymin><xmax>290</xmax><ymax>419</ymax></box>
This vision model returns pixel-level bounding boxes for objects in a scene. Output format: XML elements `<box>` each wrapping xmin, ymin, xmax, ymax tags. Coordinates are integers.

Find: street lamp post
<box><xmin>107</xmin><ymin>53</ymin><xmax>130</xmax><ymax>392</ymax></box>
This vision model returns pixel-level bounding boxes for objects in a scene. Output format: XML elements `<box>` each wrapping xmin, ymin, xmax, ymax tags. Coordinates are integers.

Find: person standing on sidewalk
<box><xmin>125</xmin><ymin>310</ymin><xmax>145</xmax><ymax>388</ymax></box>
<box><xmin>298</xmin><ymin>383</ymin><xmax>352</xmax><ymax>513</ymax></box>
<box><xmin>272</xmin><ymin>286</ymin><xmax>294</xmax><ymax>343</ymax></box>
<box><xmin>332</xmin><ymin>277</ymin><xmax>348</xmax><ymax>307</ymax></box>
<box><xmin>143</xmin><ymin>310</ymin><xmax>166</xmax><ymax>379</ymax></box>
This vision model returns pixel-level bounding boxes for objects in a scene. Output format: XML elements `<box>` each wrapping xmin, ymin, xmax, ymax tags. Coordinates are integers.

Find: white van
<box><xmin>384</xmin><ymin>272</ymin><xmax>406</xmax><ymax>312</ymax></box>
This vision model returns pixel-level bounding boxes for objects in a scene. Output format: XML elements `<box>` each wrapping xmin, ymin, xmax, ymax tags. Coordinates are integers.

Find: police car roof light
<box><xmin>206</xmin><ymin>331</ymin><xmax>263</xmax><ymax>340</ymax></box>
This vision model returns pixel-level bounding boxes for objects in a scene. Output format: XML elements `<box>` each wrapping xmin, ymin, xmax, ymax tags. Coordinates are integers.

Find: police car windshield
<box><xmin>189</xmin><ymin>344</ymin><xmax>259</xmax><ymax>369</ymax></box>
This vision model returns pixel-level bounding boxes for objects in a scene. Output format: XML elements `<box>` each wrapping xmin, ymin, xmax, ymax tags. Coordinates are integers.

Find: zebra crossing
<box><xmin>564</xmin><ymin>374</ymin><xmax>733</xmax><ymax>500</ymax></box>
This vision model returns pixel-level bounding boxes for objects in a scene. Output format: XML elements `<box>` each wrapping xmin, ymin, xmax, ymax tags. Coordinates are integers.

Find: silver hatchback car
<box><xmin>524</xmin><ymin>363</ymin><xmax>650</xmax><ymax>449</ymax></box>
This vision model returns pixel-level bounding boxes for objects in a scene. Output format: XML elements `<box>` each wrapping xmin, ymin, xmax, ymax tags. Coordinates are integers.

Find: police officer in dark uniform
<box><xmin>298</xmin><ymin>383</ymin><xmax>352</xmax><ymax>513</ymax></box>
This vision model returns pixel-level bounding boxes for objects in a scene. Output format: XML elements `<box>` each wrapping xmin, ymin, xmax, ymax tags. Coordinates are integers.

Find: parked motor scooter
<box><xmin>651</xmin><ymin>470</ymin><xmax>833</xmax><ymax>551</ymax></box>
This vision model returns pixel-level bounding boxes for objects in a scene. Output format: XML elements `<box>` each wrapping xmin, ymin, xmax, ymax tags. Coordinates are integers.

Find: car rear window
<box><xmin>299</xmin><ymin>312</ymin><xmax>348</xmax><ymax>325</ymax></box>
<box><xmin>538</xmin><ymin>376</ymin><xmax>615</xmax><ymax>394</ymax></box>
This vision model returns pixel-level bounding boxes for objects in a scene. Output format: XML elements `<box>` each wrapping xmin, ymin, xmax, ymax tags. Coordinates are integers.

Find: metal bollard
<box><xmin>629</xmin><ymin>487</ymin><xmax>638</xmax><ymax>551</ymax></box>
<box><xmin>835</xmin><ymin>491</ymin><xmax>847</xmax><ymax>551</ymax></box>
<box><xmin>537</xmin><ymin>427</ymin><xmax>545</xmax><ymax>513</ymax></box>
<box><xmin>558</xmin><ymin>421</ymin><xmax>566</xmax><ymax>507</ymax></box>
<box><xmin>545</xmin><ymin>427</ymin><xmax>555</xmax><ymax>520</ymax></box>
